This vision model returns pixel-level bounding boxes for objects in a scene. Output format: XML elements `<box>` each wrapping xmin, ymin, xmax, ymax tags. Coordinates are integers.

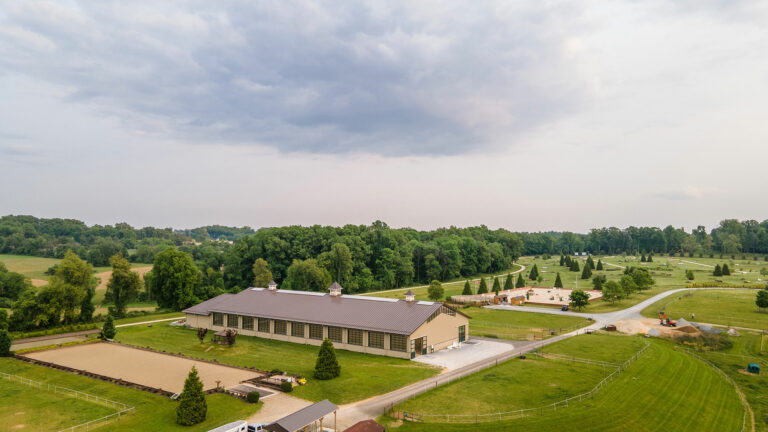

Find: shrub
<box><xmin>101</xmin><ymin>314</ymin><xmax>116</xmax><ymax>340</ymax></box>
<box><xmin>0</xmin><ymin>330</ymin><xmax>11</xmax><ymax>356</ymax></box>
<box><xmin>246</xmin><ymin>391</ymin><xmax>260</xmax><ymax>404</ymax></box>
<box><xmin>280</xmin><ymin>381</ymin><xmax>293</xmax><ymax>392</ymax></box>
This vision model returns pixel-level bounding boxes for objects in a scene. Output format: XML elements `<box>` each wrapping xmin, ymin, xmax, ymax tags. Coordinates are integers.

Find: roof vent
<box><xmin>404</xmin><ymin>290</ymin><xmax>415</xmax><ymax>302</ymax></box>
<box><xmin>268</xmin><ymin>280</ymin><xmax>278</xmax><ymax>291</ymax></box>
<box><xmin>329</xmin><ymin>281</ymin><xmax>343</xmax><ymax>297</ymax></box>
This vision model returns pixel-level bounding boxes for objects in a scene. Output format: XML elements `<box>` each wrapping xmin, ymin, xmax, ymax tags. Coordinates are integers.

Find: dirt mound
<box><xmin>675</xmin><ymin>325</ymin><xmax>701</xmax><ymax>335</ymax></box>
<box><xmin>613</xmin><ymin>319</ymin><xmax>656</xmax><ymax>335</ymax></box>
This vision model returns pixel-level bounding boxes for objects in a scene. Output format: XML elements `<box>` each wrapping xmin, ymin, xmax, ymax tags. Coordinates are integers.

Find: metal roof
<box><xmin>183</xmin><ymin>287</ymin><xmax>444</xmax><ymax>335</ymax></box>
<box><xmin>264</xmin><ymin>400</ymin><xmax>338</xmax><ymax>432</ymax></box>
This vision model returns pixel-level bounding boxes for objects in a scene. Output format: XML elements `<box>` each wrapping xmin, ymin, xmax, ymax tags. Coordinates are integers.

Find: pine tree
<box><xmin>722</xmin><ymin>263</ymin><xmax>731</xmax><ymax>276</ymax></box>
<box><xmin>177</xmin><ymin>366</ymin><xmax>207</xmax><ymax>425</ymax></box>
<box><xmin>641</xmin><ymin>254</ymin><xmax>646</xmax><ymax>262</ymax></box>
<box><xmin>559</xmin><ymin>255</ymin><xmax>565</xmax><ymax>266</ymax></box>
<box><xmin>492</xmin><ymin>277</ymin><xmax>501</xmax><ymax>294</ymax></box>
<box><xmin>554</xmin><ymin>272</ymin><xmax>563</xmax><ymax>288</ymax></box>
<box><xmin>647</xmin><ymin>254</ymin><xmax>653</xmax><ymax>263</ymax></box>
<box><xmin>462</xmin><ymin>281</ymin><xmax>472</xmax><ymax>295</ymax></box>
<box><xmin>314</xmin><ymin>339</ymin><xmax>341</xmax><ymax>380</ymax></box>
<box><xmin>564</xmin><ymin>256</ymin><xmax>572</xmax><ymax>267</ymax></box>
<box><xmin>516</xmin><ymin>274</ymin><xmax>525</xmax><ymax>288</ymax></box>
<box><xmin>477</xmin><ymin>278</ymin><xmax>488</xmax><ymax>294</ymax></box>
<box><xmin>586</xmin><ymin>256</ymin><xmax>595</xmax><ymax>270</ymax></box>
<box><xmin>79</xmin><ymin>288</ymin><xmax>95</xmax><ymax>323</ymax></box>
<box><xmin>528</xmin><ymin>264</ymin><xmax>539</xmax><ymax>281</ymax></box>
<box><xmin>596</xmin><ymin>260</ymin><xmax>604</xmax><ymax>271</ymax></box>
<box><xmin>503</xmin><ymin>274</ymin><xmax>513</xmax><ymax>291</ymax></box>
<box><xmin>581</xmin><ymin>263</ymin><xmax>592</xmax><ymax>280</ymax></box>
<box><xmin>0</xmin><ymin>330</ymin><xmax>11</xmax><ymax>357</ymax></box>
<box><xmin>101</xmin><ymin>314</ymin><xmax>116</xmax><ymax>340</ymax></box>
<box><xmin>570</xmin><ymin>260</ymin><xmax>580</xmax><ymax>272</ymax></box>
<box><xmin>713</xmin><ymin>264</ymin><xmax>722</xmax><ymax>277</ymax></box>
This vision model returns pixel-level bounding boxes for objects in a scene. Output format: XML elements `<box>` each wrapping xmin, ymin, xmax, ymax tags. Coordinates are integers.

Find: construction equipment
<box><xmin>659</xmin><ymin>312</ymin><xmax>677</xmax><ymax>327</ymax></box>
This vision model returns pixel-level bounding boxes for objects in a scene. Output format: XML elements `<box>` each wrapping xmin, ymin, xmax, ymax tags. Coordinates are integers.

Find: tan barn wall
<box><xmin>409</xmin><ymin>310</ymin><xmax>469</xmax><ymax>355</ymax></box>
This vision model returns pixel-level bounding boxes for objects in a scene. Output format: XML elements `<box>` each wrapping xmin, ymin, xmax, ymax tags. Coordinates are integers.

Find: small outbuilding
<box><xmin>265</xmin><ymin>399</ymin><xmax>338</xmax><ymax>432</ymax></box>
<box><xmin>343</xmin><ymin>419</ymin><xmax>385</xmax><ymax>432</ymax></box>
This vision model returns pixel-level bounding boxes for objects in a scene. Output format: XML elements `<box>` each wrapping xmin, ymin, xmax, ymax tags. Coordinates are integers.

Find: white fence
<box><xmin>0</xmin><ymin>371</ymin><xmax>135</xmax><ymax>431</ymax></box>
<box><xmin>391</xmin><ymin>340</ymin><xmax>649</xmax><ymax>423</ymax></box>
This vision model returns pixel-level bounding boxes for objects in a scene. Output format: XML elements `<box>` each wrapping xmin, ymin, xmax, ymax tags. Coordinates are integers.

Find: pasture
<box><xmin>114</xmin><ymin>323</ymin><xmax>439</xmax><ymax>404</ymax></box>
<box><xmin>382</xmin><ymin>338</ymin><xmax>745</xmax><ymax>431</ymax></box>
<box><xmin>0</xmin><ymin>357</ymin><xmax>259</xmax><ymax>431</ymax></box>
<box><xmin>465</xmin><ymin>307</ymin><xmax>590</xmax><ymax>340</ymax></box>
<box><xmin>641</xmin><ymin>289</ymin><xmax>768</xmax><ymax>329</ymax></box>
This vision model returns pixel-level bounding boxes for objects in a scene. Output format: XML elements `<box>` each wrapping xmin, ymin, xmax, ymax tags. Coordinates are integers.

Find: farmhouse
<box><xmin>184</xmin><ymin>282</ymin><xmax>469</xmax><ymax>359</ymax></box>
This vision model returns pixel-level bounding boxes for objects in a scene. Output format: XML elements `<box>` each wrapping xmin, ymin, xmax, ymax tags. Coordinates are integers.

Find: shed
<box><xmin>343</xmin><ymin>419</ymin><xmax>385</xmax><ymax>432</ymax></box>
<box><xmin>265</xmin><ymin>399</ymin><xmax>338</xmax><ymax>432</ymax></box>
<box><xmin>747</xmin><ymin>363</ymin><xmax>760</xmax><ymax>374</ymax></box>
<box><xmin>605</xmin><ymin>324</ymin><xmax>617</xmax><ymax>332</ymax></box>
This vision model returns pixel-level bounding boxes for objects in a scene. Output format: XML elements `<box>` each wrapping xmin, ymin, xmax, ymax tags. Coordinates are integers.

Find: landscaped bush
<box><xmin>280</xmin><ymin>381</ymin><xmax>293</xmax><ymax>393</ymax></box>
<box><xmin>0</xmin><ymin>329</ymin><xmax>11</xmax><ymax>356</ymax></box>
<box><xmin>246</xmin><ymin>391</ymin><xmax>260</xmax><ymax>403</ymax></box>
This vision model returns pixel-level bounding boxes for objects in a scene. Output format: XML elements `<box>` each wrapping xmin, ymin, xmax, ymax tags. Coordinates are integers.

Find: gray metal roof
<box><xmin>183</xmin><ymin>287</ymin><xmax>442</xmax><ymax>335</ymax></box>
<box><xmin>265</xmin><ymin>400</ymin><xmax>338</xmax><ymax>432</ymax></box>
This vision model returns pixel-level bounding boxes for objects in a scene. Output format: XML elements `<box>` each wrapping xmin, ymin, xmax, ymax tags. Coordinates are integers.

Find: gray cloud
<box><xmin>0</xmin><ymin>1</ymin><xmax>593</xmax><ymax>156</ymax></box>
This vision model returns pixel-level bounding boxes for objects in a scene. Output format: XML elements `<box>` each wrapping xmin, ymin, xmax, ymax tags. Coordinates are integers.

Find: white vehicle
<box><xmin>208</xmin><ymin>420</ymin><xmax>248</xmax><ymax>432</ymax></box>
<box><xmin>248</xmin><ymin>423</ymin><xmax>267</xmax><ymax>432</ymax></box>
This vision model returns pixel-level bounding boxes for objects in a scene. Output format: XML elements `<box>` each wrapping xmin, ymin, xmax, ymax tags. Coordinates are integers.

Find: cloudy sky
<box><xmin>1</xmin><ymin>1</ymin><xmax>766</xmax><ymax>232</ymax></box>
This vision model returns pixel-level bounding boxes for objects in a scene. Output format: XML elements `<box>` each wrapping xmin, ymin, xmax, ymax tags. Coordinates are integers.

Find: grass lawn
<box><xmin>365</xmin><ymin>264</ymin><xmax>522</xmax><ymax>301</ymax></box>
<box><xmin>465</xmin><ymin>307</ymin><xmax>591</xmax><ymax>340</ymax></box>
<box><xmin>0</xmin><ymin>358</ymin><xmax>260</xmax><ymax>431</ymax></box>
<box><xmin>114</xmin><ymin>324</ymin><xmax>439</xmax><ymax>404</ymax></box>
<box><xmin>640</xmin><ymin>289</ymin><xmax>768</xmax><ymax>329</ymax></box>
<box><xmin>115</xmin><ymin>311</ymin><xmax>185</xmax><ymax>325</ymax></box>
<box><xmin>540</xmin><ymin>333</ymin><xmax>647</xmax><ymax>363</ymax></box>
<box><xmin>0</xmin><ymin>253</ymin><xmax>112</xmax><ymax>281</ymax></box>
<box><xmin>382</xmin><ymin>338</ymin><xmax>744</xmax><ymax>431</ymax></box>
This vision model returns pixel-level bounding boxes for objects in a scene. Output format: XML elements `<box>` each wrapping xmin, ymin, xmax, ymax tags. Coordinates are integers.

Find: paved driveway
<box><xmin>413</xmin><ymin>339</ymin><xmax>526</xmax><ymax>370</ymax></box>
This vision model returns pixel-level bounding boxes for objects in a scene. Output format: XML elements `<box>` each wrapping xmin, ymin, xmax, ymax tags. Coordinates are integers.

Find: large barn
<box><xmin>183</xmin><ymin>282</ymin><xmax>469</xmax><ymax>359</ymax></box>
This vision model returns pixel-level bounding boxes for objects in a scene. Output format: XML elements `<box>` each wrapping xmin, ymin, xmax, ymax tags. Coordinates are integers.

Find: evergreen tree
<box><xmin>596</xmin><ymin>260</ymin><xmax>604</xmax><ymax>271</ymax></box>
<box><xmin>757</xmin><ymin>289</ymin><xmax>768</xmax><ymax>310</ymax></box>
<box><xmin>314</xmin><ymin>339</ymin><xmax>341</xmax><ymax>380</ymax></box>
<box><xmin>586</xmin><ymin>256</ymin><xmax>595</xmax><ymax>270</ymax></box>
<box><xmin>492</xmin><ymin>276</ymin><xmax>501</xmax><ymax>294</ymax></box>
<box><xmin>177</xmin><ymin>366</ymin><xmax>207</xmax><ymax>425</ymax></box>
<box><xmin>477</xmin><ymin>278</ymin><xmax>488</xmax><ymax>294</ymax></box>
<box><xmin>528</xmin><ymin>264</ymin><xmax>539</xmax><ymax>281</ymax></box>
<box><xmin>79</xmin><ymin>288</ymin><xmax>95</xmax><ymax>323</ymax></box>
<box><xmin>462</xmin><ymin>281</ymin><xmax>472</xmax><ymax>295</ymax></box>
<box><xmin>516</xmin><ymin>274</ymin><xmax>525</xmax><ymax>288</ymax></box>
<box><xmin>503</xmin><ymin>274</ymin><xmax>513</xmax><ymax>291</ymax></box>
<box><xmin>0</xmin><ymin>329</ymin><xmax>11</xmax><ymax>357</ymax></box>
<box><xmin>647</xmin><ymin>254</ymin><xmax>653</xmax><ymax>263</ymax></box>
<box><xmin>564</xmin><ymin>256</ymin><xmax>572</xmax><ymax>267</ymax></box>
<box><xmin>101</xmin><ymin>314</ymin><xmax>116</xmax><ymax>340</ymax></box>
<box><xmin>559</xmin><ymin>255</ymin><xmax>565</xmax><ymax>266</ymax></box>
<box><xmin>722</xmin><ymin>263</ymin><xmax>731</xmax><ymax>276</ymax></box>
<box><xmin>641</xmin><ymin>254</ymin><xmax>646</xmax><ymax>262</ymax></box>
<box><xmin>685</xmin><ymin>270</ymin><xmax>694</xmax><ymax>281</ymax></box>
<box><xmin>581</xmin><ymin>263</ymin><xmax>592</xmax><ymax>280</ymax></box>
<box><xmin>713</xmin><ymin>264</ymin><xmax>722</xmax><ymax>277</ymax></box>
<box><xmin>554</xmin><ymin>272</ymin><xmax>563</xmax><ymax>288</ymax></box>
<box><xmin>592</xmin><ymin>275</ymin><xmax>607</xmax><ymax>290</ymax></box>
<box><xmin>570</xmin><ymin>260</ymin><xmax>580</xmax><ymax>272</ymax></box>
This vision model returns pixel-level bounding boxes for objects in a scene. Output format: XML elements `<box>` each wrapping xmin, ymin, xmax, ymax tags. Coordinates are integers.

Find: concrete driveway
<box><xmin>413</xmin><ymin>339</ymin><xmax>523</xmax><ymax>370</ymax></box>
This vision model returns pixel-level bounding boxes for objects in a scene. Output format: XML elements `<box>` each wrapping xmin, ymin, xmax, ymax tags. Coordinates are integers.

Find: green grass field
<box><xmin>465</xmin><ymin>307</ymin><xmax>591</xmax><ymax>340</ymax></box>
<box><xmin>365</xmin><ymin>263</ymin><xmax>522</xmax><ymax>301</ymax></box>
<box><xmin>0</xmin><ymin>253</ymin><xmax>112</xmax><ymax>281</ymax></box>
<box><xmin>641</xmin><ymin>289</ymin><xmax>768</xmax><ymax>329</ymax></box>
<box><xmin>0</xmin><ymin>358</ymin><xmax>259</xmax><ymax>431</ymax></box>
<box><xmin>382</xmin><ymin>338</ymin><xmax>745</xmax><ymax>431</ymax></box>
<box><xmin>114</xmin><ymin>324</ymin><xmax>439</xmax><ymax>404</ymax></box>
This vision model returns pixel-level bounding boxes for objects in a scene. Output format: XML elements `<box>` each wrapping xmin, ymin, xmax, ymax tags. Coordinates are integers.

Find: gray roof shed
<box><xmin>264</xmin><ymin>399</ymin><xmax>338</xmax><ymax>432</ymax></box>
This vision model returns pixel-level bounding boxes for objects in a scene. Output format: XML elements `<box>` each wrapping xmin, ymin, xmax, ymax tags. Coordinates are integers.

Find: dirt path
<box><xmin>677</xmin><ymin>259</ymin><xmax>715</xmax><ymax>268</ymax></box>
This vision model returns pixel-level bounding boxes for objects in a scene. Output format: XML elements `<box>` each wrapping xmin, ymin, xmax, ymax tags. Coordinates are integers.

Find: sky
<box><xmin>1</xmin><ymin>0</ymin><xmax>767</xmax><ymax>233</ymax></box>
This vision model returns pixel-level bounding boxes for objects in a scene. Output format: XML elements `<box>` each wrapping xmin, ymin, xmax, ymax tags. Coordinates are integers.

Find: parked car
<box><xmin>560</xmin><ymin>305</ymin><xmax>569</xmax><ymax>311</ymax></box>
<box><xmin>248</xmin><ymin>423</ymin><xmax>267</xmax><ymax>432</ymax></box>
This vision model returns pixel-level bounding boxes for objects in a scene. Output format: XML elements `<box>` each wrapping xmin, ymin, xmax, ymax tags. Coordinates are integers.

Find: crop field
<box><xmin>641</xmin><ymin>289</ymin><xmax>768</xmax><ymax>329</ymax></box>
<box><xmin>0</xmin><ymin>358</ymin><xmax>259</xmax><ymax>432</ymax></box>
<box><xmin>465</xmin><ymin>307</ymin><xmax>591</xmax><ymax>340</ymax></box>
<box><xmin>114</xmin><ymin>324</ymin><xmax>439</xmax><ymax>404</ymax></box>
<box><xmin>382</xmin><ymin>338</ymin><xmax>745</xmax><ymax>432</ymax></box>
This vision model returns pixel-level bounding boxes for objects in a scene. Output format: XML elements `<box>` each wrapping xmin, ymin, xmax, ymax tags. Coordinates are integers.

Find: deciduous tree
<box><xmin>252</xmin><ymin>258</ymin><xmax>273</xmax><ymax>287</ymax></box>
<box><xmin>149</xmin><ymin>248</ymin><xmax>200</xmax><ymax>311</ymax></box>
<box><xmin>106</xmin><ymin>254</ymin><xmax>143</xmax><ymax>318</ymax></box>
<box><xmin>428</xmin><ymin>280</ymin><xmax>444</xmax><ymax>301</ymax></box>
<box><xmin>569</xmin><ymin>289</ymin><xmax>589</xmax><ymax>310</ymax></box>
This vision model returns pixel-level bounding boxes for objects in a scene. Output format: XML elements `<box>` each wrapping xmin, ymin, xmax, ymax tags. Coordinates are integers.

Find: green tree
<box><xmin>0</xmin><ymin>263</ymin><xmax>31</xmax><ymax>302</ymax></box>
<box><xmin>492</xmin><ymin>276</ymin><xmax>501</xmax><ymax>294</ymax></box>
<box><xmin>314</xmin><ymin>339</ymin><xmax>341</xmax><ymax>380</ymax></box>
<box><xmin>149</xmin><ymin>248</ymin><xmax>200</xmax><ymax>311</ymax></box>
<box><xmin>177</xmin><ymin>366</ymin><xmax>207</xmax><ymax>425</ymax></box>
<box><xmin>0</xmin><ymin>329</ymin><xmax>11</xmax><ymax>356</ymax></box>
<box><xmin>47</xmin><ymin>251</ymin><xmax>96</xmax><ymax>325</ymax></box>
<box><xmin>252</xmin><ymin>258</ymin><xmax>273</xmax><ymax>287</ymax></box>
<box><xmin>0</xmin><ymin>310</ymin><xmax>8</xmax><ymax>331</ymax></box>
<box><xmin>647</xmin><ymin>254</ymin><xmax>653</xmax><ymax>263</ymax></box>
<box><xmin>79</xmin><ymin>289</ymin><xmax>95</xmax><ymax>323</ymax></box>
<box><xmin>462</xmin><ymin>281</ymin><xmax>472</xmax><ymax>295</ymax></box>
<box><xmin>721</xmin><ymin>263</ymin><xmax>731</xmax><ymax>276</ymax></box>
<box><xmin>592</xmin><ymin>274</ymin><xmax>607</xmax><ymax>290</ymax></box>
<box><xmin>713</xmin><ymin>264</ymin><xmax>722</xmax><ymax>277</ymax></box>
<box><xmin>325</xmin><ymin>243</ymin><xmax>353</xmax><ymax>284</ymax></box>
<box><xmin>528</xmin><ymin>264</ymin><xmax>539</xmax><ymax>281</ymax></box>
<box><xmin>623</xmin><ymin>267</ymin><xmax>655</xmax><ymax>291</ymax></box>
<box><xmin>106</xmin><ymin>254</ymin><xmax>143</xmax><ymax>318</ymax></box>
<box><xmin>601</xmin><ymin>281</ymin><xmax>624</xmax><ymax>304</ymax></box>
<box><xmin>581</xmin><ymin>263</ymin><xmax>592</xmax><ymax>280</ymax></box>
<box><xmin>283</xmin><ymin>259</ymin><xmax>332</xmax><ymax>292</ymax></box>
<box><xmin>569</xmin><ymin>289</ymin><xmax>589</xmax><ymax>311</ymax></box>
<box><xmin>428</xmin><ymin>280</ymin><xmax>444</xmax><ymax>301</ymax></box>
<box><xmin>756</xmin><ymin>290</ymin><xmax>768</xmax><ymax>310</ymax></box>
<box><xmin>570</xmin><ymin>260</ymin><xmax>580</xmax><ymax>272</ymax></box>
<box><xmin>641</xmin><ymin>254</ymin><xmax>646</xmax><ymax>262</ymax></box>
<box><xmin>477</xmin><ymin>278</ymin><xmax>488</xmax><ymax>294</ymax></box>
<box><xmin>516</xmin><ymin>274</ymin><xmax>525</xmax><ymax>288</ymax></box>
<box><xmin>685</xmin><ymin>270</ymin><xmax>695</xmax><ymax>281</ymax></box>
<box><xmin>620</xmin><ymin>275</ymin><xmax>638</xmax><ymax>296</ymax></box>
<box><xmin>596</xmin><ymin>260</ymin><xmax>604</xmax><ymax>271</ymax></box>
<box><xmin>559</xmin><ymin>255</ymin><xmax>565</xmax><ymax>266</ymax></box>
<box><xmin>503</xmin><ymin>274</ymin><xmax>513</xmax><ymax>291</ymax></box>
<box><xmin>586</xmin><ymin>256</ymin><xmax>595</xmax><ymax>270</ymax></box>
<box><xmin>101</xmin><ymin>314</ymin><xmax>116</xmax><ymax>340</ymax></box>
<box><xmin>554</xmin><ymin>272</ymin><xmax>563</xmax><ymax>288</ymax></box>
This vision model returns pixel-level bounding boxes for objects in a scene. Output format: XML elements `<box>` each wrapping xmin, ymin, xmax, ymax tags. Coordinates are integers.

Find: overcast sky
<box><xmin>1</xmin><ymin>1</ymin><xmax>767</xmax><ymax>233</ymax></box>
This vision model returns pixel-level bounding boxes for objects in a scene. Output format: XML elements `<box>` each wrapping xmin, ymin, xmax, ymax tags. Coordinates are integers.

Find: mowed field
<box><xmin>465</xmin><ymin>307</ymin><xmax>591</xmax><ymax>340</ymax></box>
<box><xmin>383</xmin><ymin>338</ymin><xmax>745</xmax><ymax>432</ymax></box>
<box><xmin>114</xmin><ymin>324</ymin><xmax>439</xmax><ymax>404</ymax></box>
<box><xmin>0</xmin><ymin>358</ymin><xmax>259</xmax><ymax>432</ymax></box>
<box><xmin>641</xmin><ymin>289</ymin><xmax>768</xmax><ymax>329</ymax></box>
